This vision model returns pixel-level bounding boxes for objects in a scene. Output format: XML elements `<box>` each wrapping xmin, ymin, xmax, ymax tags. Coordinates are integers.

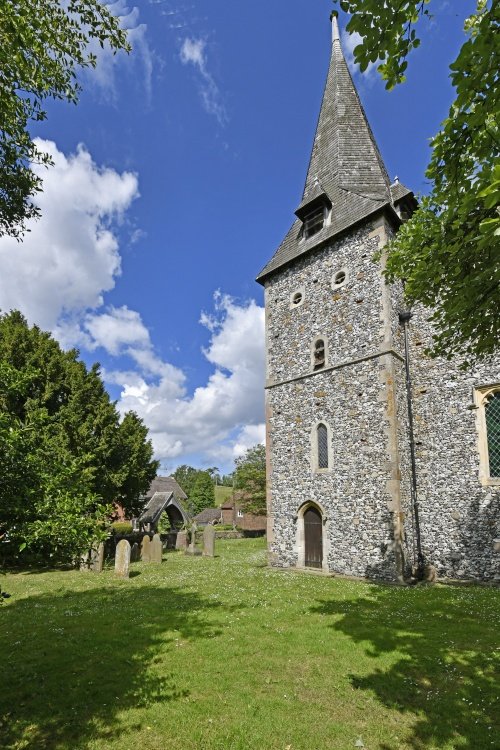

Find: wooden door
<box><xmin>304</xmin><ymin>506</ymin><xmax>322</xmax><ymax>568</ymax></box>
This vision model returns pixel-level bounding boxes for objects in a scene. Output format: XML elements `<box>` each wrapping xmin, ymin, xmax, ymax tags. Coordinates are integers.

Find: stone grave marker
<box><xmin>141</xmin><ymin>534</ymin><xmax>151</xmax><ymax>562</ymax></box>
<box><xmin>151</xmin><ymin>534</ymin><xmax>163</xmax><ymax>563</ymax></box>
<box><xmin>175</xmin><ymin>530</ymin><xmax>188</xmax><ymax>550</ymax></box>
<box><xmin>186</xmin><ymin>523</ymin><xmax>201</xmax><ymax>556</ymax></box>
<box><xmin>115</xmin><ymin>539</ymin><xmax>131</xmax><ymax>578</ymax></box>
<box><xmin>130</xmin><ymin>542</ymin><xmax>140</xmax><ymax>562</ymax></box>
<box><xmin>91</xmin><ymin>542</ymin><xmax>105</xmax><ymax>572</ymax></box>
<box><xmin>203</xmin><ymin>524</ymin><xmax>216</xmax><ymax>557</ymax></box>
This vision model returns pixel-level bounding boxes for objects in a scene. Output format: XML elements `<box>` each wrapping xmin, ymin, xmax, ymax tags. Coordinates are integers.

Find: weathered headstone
<box><xmin>175</xmin><ymin>530</ymin><xmax>188</xmax><ymax>550</ymax></box>
<box><xmin>185</xmin><ymin>522</ymin><xmax>201</xmax><ymax>556</ymax></box>
<box><xmin>115</xmin><ymin>539</ymin><xmax>131</xmax><ymax>578</ymax></box>
<box><xmin>203</xmin><ymin>524</ymin><xmax>216</xmax><ymax>557</ymax></box>
<box><xmin>80</xmin><ymin>542</ymin><xmax>105</xmax><ymax>572</ymax></box>
<box><xmin>151</xmin><ymin>534</ymin><xmax>163</xmax><ymax>563</ymax></box>
<box><xmin>130</xmin><ymin>542</ymin><xmax>140</xmax><ymax>562</ymax></box>
<box><xmin>91</xmin><ymin>542</ymin><xmax>105</xmax><ymax>572</ymax></box>
<box><xmin>141</xmin><ymin>534</ymin><xmax>151</xmax><ymax>562</ymax></box>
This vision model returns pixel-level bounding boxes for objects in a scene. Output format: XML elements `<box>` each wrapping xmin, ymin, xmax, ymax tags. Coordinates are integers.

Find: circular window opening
<box><xmin>292</xmin><ymin>292</ymin><xmax>303</xmax><ymax>305</ymax></box>
<box><xmin>334</xmin><ymin>271</ymin><xmax>346</xmax><ymax>286</ymax></box>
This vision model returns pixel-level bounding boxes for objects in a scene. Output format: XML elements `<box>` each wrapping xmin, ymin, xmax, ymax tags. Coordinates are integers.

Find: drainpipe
<box><xmin>399</xmin><ymin>311</ymin><xmax>425</xmax><ymax>579</ymax></box>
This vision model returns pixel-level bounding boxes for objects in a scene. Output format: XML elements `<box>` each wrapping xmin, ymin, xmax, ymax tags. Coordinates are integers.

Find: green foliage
<box><xmin>157</xmin><ymin>512</ymin><xmax>171</xmax><ymax>533</ymax></box>
<box><xmin>189</xmin><ymin>471</ymin><xmax>215</xmax><ymax>516</ymax></box>
<box><xmin>110</xmin><ymin>522</ymin><xmax>133</xmax><ymax>536</ymax></box>
<box><xmin>334</xmin><ymin>0</ymin><xmax>500</xmax><ymax>364</ymax></box>
<box><xmin>111</xmin><ymin>411</ymin><xmax>159</xmax><ymax>517</ymax></box>
<box><xmin>172</xmin><ymin>465</ymin><xmax>200</xmax><ymax>498</ymax></box>
<box><xmin>0</xmin><ymin>311</ymin><xmax>158</xmax><ymax>564</ymax></box>
<box><xmin>0</xmin><ymin>1</ymin><xmax>129</xmax><ymax>238</ymax></box>
<box><xmin>233</xmin><ymin>444</ymin><xmax>266</xmax><ymax>515</ymax></box>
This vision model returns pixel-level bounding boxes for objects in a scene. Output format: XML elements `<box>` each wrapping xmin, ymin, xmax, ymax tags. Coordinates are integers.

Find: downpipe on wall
<box><xmin>398</xmin><ymin>311</ymin><xmax>426</xmax><ymax>581</ymax></box>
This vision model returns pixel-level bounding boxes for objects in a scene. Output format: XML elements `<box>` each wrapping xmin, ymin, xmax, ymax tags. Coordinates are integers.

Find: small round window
<box><xmin>290</xmin><ymin>288</ymin><xmax>305</xmax><ymax>308</ymax></box>
<box><xmin>332</xmin><ymin>269</ymin><xmax>348</xmax><ymax>289</ymax></box>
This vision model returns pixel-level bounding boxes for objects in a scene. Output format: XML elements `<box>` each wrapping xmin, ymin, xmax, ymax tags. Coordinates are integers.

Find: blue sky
<box><xmin>0</xmin><ymin>0</ymin><xmax>474</xmax><ymax>473</ymax></box>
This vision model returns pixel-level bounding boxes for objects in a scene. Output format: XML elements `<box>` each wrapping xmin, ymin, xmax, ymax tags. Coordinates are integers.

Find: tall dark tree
<box><xmin>112</xmin><ymin>411</ymin><xmax>159</xmax><ymax>517</ymax></box>
<box><xmin>0</xmin><ymin>312</ymin><xmax>158</xmax><ymax>564</ymax></box>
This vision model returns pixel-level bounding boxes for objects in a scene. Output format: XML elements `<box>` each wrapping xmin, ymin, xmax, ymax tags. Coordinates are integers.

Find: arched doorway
<box><xmin>304</xmin><ymin>506</ymin><xmax>323</xmax><ymax>568</ymax></box>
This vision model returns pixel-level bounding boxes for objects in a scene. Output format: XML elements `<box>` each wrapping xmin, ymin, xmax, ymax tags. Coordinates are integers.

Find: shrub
<box><xmin>111</xmin><ymin>521</ymin><xmax>133</xmax><ymax>535</ymax></box>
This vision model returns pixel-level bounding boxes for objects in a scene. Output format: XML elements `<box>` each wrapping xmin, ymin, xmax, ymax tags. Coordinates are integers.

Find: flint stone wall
<box><xmin>264</xmin><ymin>218</ymin><xmax>500</xmax><ymax>581</ymax></box>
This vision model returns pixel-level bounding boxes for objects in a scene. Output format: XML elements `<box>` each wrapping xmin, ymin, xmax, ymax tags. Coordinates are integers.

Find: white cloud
<box><xmin>0</xmin><ymin>140</ymin><xmax>263</xmax><ymax>471</ymax></box>
<box><xmin>86</xmin><ymin>1</ymin><xmax>154</xmax><ymax>100</ymax></box>
<box><xmin>180</xmin><ymin>37</ymin><xmax>227</xmax><ymax>125</ymax></box>
<box><xmin>341</xmin><ymin>30</ymin><xmax>379</xmax><ymax>80</ymax></box>
<box><xmin>107</xmin><ymin>294</ymin><xmax>265</xmax><ymax>467</ymax></box>
<box><xmin>0</xmin><ymin>139</ymin><xmax>138</xmax><ymax>330</ymax></box>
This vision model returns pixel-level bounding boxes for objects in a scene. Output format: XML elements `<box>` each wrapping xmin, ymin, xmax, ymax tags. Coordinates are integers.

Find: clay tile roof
<box><xmin>193</xmin><ymin>508</ymin><xmax>222</xmax><ymax>524</ymax></box>
<box><xmin>145</xmin><ymin>476</ymin><xmax>187</xmax><ymax>501</ymax></box>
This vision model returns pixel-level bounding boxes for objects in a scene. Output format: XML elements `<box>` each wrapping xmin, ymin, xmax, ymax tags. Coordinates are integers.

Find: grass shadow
<box><xmin>311</xmin><ymin>584</ymin><xmax>499</xmax><ymax>749</ymax></box>
<box><xmin>1</xmin><ymin>581</ymin><xmax>221</xmax><ymax>749</ymax></box>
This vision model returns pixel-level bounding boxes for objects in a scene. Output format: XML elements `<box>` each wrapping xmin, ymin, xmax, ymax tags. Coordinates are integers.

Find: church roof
<box><xmin>257</xmin><ymin>16</ymin><xmax>410</xmax><ymax>284</ymax></box>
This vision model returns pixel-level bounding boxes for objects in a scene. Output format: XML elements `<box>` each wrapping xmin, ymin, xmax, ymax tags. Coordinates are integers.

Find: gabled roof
<box><xmin>257</xmin><ymin>16</ymin><xmax>409</xmax><ymax>284</ymax></box>
<box><xmin>139</xmin><ymin>490</ymin><xmax>191</xmax><ymax>526</ymax></box>
<box><xmin>193</xmin><ymin>508</ymin><xmax>222</xmax><ymax>525</ymax></box>
<box><xmin>140</xmin><ymin>491</ymin><xmax>173</xmax><ymax>525</ymax></box>
<box><xmin>145</xmin><ymin>476</ymin><xmax>187</xmax><ymax>501</ymax></box>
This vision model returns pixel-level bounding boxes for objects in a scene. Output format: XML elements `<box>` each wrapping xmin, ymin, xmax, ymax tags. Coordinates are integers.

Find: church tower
<box><xmin>257</xmin><ymin>15</ymin><xmax>415</xmax><ymax>581</ymax></box>
<box><xmin>257</xmin><ymin>16</ymin><xmax>499</xmax><ymax>582</ymax></box>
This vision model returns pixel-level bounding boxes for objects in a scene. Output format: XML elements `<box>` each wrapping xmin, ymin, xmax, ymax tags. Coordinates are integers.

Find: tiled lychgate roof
<box><xmin>256</xmin><ymin>17</ymin><xmax>414</xmax><ymax>284</ymax></box>
<box><xmin>140</xmin><ymin>491</ymin><xmax>173</xmax><ymax>525</ymax></box>
<box><xmin>145</xmin><ymin>476</ymin><xmax>187</xmax><ymax>501</ymax></box>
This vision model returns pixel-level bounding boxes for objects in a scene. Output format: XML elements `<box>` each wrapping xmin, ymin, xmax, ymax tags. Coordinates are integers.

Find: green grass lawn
<box><xmin>214</xmin><ymin>485</ymin><xmax>233</xmax><ymax>506</ymax></box>
<box><xmin>1</xmin><ymin>538</ymin><xmax>499</xmax><ymax>750</ymax></box>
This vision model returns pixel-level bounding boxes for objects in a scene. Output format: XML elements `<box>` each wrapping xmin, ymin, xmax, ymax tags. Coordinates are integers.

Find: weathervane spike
<box><xmin>330</xmin><ymin>11</ymin><xmax>340</xmax><ymax>43</ymax></box>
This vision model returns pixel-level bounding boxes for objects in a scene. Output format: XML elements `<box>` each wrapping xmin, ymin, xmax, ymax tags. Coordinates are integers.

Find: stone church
<box><xmin>256</xmin><ymin>17</ymin><xmax>499</xmax><ymax>582</ymax></box>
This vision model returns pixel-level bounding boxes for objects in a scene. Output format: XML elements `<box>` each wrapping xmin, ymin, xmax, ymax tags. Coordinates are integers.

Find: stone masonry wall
<box><xmin>265</xmin><ymin>221</ymin><xmax>405</xmax><ymax>580</ymax></box>
<box><xmin>394</xmin><ymin>310</ymin><xmax>500</xmax><ymax>581</ymax></box>
<box><xmin>264</xmin><ymin>215</ymin><xmax>500</xmax><ymax>581</ymax></box>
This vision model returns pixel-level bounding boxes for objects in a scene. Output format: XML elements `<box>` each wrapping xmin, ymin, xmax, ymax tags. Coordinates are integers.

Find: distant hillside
<box><xmin>214</xmin><ymin>485</ymin><xmax>233</xmax><ymax>506</ymax></box>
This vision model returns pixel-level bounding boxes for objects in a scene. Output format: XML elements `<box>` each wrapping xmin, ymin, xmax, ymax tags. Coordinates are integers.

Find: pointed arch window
<box><xmin>317</xmin><ymin>423</ymin><xmax>329</xmax><ymax>469</ymax></box>
<box><xmin>475</xmin><ymin>386</ymin><xmax>500</xmax><ymax>486</ymax></box>
<box><xmin>485</xmin><ymin>391</ymin><xmax>500</xmax><ymax>477</ymax></box>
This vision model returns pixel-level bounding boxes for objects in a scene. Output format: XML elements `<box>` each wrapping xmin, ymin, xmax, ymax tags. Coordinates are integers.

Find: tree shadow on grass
<box><xmin>1</xmin><ymin>582</ymin><xmax>222</xmax><ymax>749</ymax></box>
<box><xmin>311</xmin><ymin>584</ymin><xmax>499</xmax><ymax>750</ymax></box>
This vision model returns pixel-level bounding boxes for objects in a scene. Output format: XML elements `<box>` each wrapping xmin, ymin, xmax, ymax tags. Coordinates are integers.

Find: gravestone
<box><xmin>203</xmin><ymin>524</ymin><xmax>216</xmax><ymax>557</ymax></box>
<box><xmin>115</xmin><ymin>539</ymin><xmax>131</xmax><ymax>578</ymax></box>
<box><xmin>141</xmin><ymin>534</ymin><xmax>151</xmax><ymax>562</ymax></box>
<box><xmin>186</xmin><ymin>523</ymin><xmax>201</xmax><ymax>556</ymax></box>
<box><xmin>175</xmin><ymin>530</ymin><xmax>188</xmax><ymax>550</ymax></box>
<box><xmin>80</xmin><ymin>542</ymin><xmax>104</xmax><ymax>572</ymax></box>
<box><xmin>130</xmin><ymin>542</ymin><xmax>140</xmax><ymax>562</ymax></box>
<box><xmin>151</xmin><ymin>534</ymin><xmax>163</xmax><ymax>563</ymax></box>
<box><xmin>91</xmin><ymin>542</ymin><xmax>105</xmax><ymax>572</ymax></box>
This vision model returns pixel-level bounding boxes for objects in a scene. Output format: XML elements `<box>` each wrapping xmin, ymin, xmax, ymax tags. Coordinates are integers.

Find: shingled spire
<box><xmin>301</xmin><ymin>13</ymin><xmax>391</xmax><ymax>205</ymax></box>
<box><xmin>256</xmin><ymin>16</ymin><xmax>410</xmax><ymax>283</ymax></box>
